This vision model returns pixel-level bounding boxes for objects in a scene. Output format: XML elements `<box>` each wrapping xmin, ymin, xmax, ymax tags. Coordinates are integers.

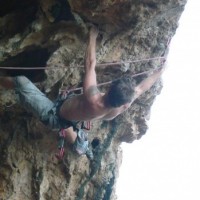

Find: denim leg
<box><xmin>14</xmin><ymin>76</ymin><xmax>54</xmax><ymax>121</ymax></box>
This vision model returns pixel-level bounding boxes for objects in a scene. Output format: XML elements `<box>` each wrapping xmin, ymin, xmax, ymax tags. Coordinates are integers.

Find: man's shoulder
<box><xmin>83</xmin><ymin>85</ymin><xmax>103</xmax><ymax>102</ymax></box>
<box><xmin>86</xmin><ymin>85</ymin><xmax>101</xmax><ymax>97</ymax></box>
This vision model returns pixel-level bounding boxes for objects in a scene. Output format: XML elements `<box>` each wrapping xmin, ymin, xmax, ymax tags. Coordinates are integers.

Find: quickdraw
<box><xmin>55</xmin><ymin>129</ymin><xmax>66</xmax><ymax>160</ymax></box>
<box><xmin>55</xmin><ymin>121</ymin><xmax>91</xmax><ymax>160</ymax></box>
<box><xmin>81</xmin><ymin>121</ymin><xmax>91</xmax><ymax>131</ymax></box>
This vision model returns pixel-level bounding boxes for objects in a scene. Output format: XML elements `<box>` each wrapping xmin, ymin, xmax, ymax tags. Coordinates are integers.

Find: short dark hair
<box><xmin>105</xmin><ymin>76</ymin><xmax>136</xmax><ymax>107</ymax></box>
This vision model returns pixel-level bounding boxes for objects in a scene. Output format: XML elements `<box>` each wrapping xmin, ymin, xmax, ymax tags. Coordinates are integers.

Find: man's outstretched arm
<box><xmin>83</xmin><ymin>26</ymin><xmax>99</xmax><ymax>100</ymax></box>
<box><xmin>133</xmin><ymin>67</ymin><xmax>165</xmax><ymax>100</ymax></box>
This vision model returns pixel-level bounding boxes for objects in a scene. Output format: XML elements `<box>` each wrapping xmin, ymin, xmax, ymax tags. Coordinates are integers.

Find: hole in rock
<box><xmin>0</xmin><ymin>0</ymin><xmax>38</xmax><ymax>37</ymax></box>
<box><xmin>0</xmin><ymin>48</ymin><xmax>51</xmax><ymax>82</ymax></box>
<box><xmin>145</xmin><ymin>2</ymin><xmax>157</xmax><ymax>9</ymax></box>
<box><xmin>50</xmin><ymin>0</ymin><xmax>75</xmax><ymax>22</ymax></box>
<box><xmin>91</xmin><ymin>137</ymin><xmax>101</xmax><ymax>149</ymax></box>
<box><xmin>0</xmin><ymin>0</ymin><xmax>37</xmax><ymax>17</ymax></box>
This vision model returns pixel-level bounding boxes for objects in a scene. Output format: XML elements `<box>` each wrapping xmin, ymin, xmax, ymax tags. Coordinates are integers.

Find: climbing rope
<box><xmin>0</xmin><ymin>56</ymin><xmax>165</xmax><ymax>70</ymax></box>
<box><xmin>59</xmin><ymin>64</ymin><xmax>165</xmax><ymax>94</ymax></box>
<box><xmin>96</xmin><ymin>56</ymin><xmax>165</xmax><ymax>67</ymax></box>
<box><xmin>0</xmin><ymin>55</ymin><xmax>166</xmax><ymax>94</ymax></box>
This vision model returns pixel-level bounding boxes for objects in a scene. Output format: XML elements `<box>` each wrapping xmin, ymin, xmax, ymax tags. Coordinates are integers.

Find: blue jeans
<box><xmin>14</xmin><ymin>76</ymin><xmax>70</xmax><ymax>130</ymax></box>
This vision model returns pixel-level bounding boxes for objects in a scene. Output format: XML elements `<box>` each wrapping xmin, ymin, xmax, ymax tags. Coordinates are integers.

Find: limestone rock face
<box><xmin>0</xmin><ymin>0</ymin><xmax>186</xmax><ymax>199</ymax></box>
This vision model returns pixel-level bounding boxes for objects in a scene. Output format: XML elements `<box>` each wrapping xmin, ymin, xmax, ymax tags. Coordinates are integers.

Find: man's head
<box><xmin>105</xmin><ymin>76</ymin><xmax>136</xmax><ymax>108</ymax></box>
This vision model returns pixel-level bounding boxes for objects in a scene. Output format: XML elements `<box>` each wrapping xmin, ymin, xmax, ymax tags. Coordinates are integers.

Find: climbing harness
<box><xmin>55</xmin><ymin>90</ymin><xmax>93</xmax><ymax>160</ymax></box>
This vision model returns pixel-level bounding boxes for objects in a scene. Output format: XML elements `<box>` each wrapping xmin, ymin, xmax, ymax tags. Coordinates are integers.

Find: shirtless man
<box><xmin>0</xmin><ymin>27</ymin><xmax>164</xmax><ymax>152</ymax></box>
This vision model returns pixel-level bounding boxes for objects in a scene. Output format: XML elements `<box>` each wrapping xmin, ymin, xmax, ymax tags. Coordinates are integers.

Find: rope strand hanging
<box><xmin>58</xmin><ymin>55</ymin><xmax>167</xmax><ymax>94</ymax></box>
<box><xmin>0</xmin><ymin>56</ymin><xmax>165</xmax><ymax>70</ymax></box>
<box><xmin>60</xmin><ymin>62</ymin><xmax>165</xmax><ymax>94</ymax></box>
<box><xmin>0</xmin><ymin>55</ymin><xmax>166</xmax><ymax>94</ymax></box>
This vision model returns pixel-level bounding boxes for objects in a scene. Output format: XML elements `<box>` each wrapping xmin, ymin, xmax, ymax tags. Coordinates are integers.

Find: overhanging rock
<box><xmin>0</xmin><ymin>0</ymin><xmax>187</xmax><ymax>199</ymax></box>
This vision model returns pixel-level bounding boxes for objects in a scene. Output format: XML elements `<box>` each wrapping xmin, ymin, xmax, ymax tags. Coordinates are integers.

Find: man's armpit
<box><xmin>87</xmin><ymin>85</ymin><xmax>100</xmax><ymax>96</ymax></box>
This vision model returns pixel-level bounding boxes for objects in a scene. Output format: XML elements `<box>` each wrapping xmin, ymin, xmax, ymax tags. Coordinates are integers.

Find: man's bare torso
<box><xmin>59</xmin><ymin>93</ymin><xmax>124</xmax><ymax>121</ymax></box>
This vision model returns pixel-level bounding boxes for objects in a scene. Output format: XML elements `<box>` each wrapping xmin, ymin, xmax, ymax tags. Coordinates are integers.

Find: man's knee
<box><xmin>16</xmin><ymin>76</ymin><xmax>30</xmax><ymax>84</ymax></box>
<box><xmin>15</xmin><ymin>76</ymin><xmax>30</xmax><ymax>87</ymax></box>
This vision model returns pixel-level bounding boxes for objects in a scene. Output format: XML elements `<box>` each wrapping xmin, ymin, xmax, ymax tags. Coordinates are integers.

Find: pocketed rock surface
<box><xmin>0</xmin><ymin>0</ymin><xmax>186</xmax><ymax>199</ymax></box>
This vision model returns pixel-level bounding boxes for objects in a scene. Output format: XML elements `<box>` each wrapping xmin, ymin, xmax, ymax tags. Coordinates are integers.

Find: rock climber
<box><xmin>0</xmin><ymin>26</ymin><xmax>164</xmax><ymax>157</ymax></box>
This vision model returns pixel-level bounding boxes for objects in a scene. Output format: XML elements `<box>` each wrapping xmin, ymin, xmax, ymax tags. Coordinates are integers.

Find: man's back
<box><xmin>59</xmin><ymin>92</ymin><xmax>125</xmax><ymax>121</ymax></box>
